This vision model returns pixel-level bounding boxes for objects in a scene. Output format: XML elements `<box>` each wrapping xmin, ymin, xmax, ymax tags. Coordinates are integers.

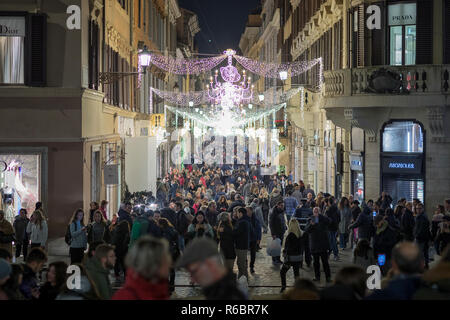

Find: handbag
<box><xmin>266</xmin><ymin>238</ymin><xmax>282</xmax><ymax>257</ymax></box>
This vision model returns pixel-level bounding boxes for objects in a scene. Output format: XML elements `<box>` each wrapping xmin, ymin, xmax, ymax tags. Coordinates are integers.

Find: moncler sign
<box><xmin>0</xmin><ymin>17</ymin><xmax>25</xmax><ymax>37</ymax></box>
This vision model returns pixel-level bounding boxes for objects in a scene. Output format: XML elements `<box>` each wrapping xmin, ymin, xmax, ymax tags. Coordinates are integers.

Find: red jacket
<box><xmin>112</xmin><ymin>269</ymin><xmax>169</xmax><ymax>300</ymax></box>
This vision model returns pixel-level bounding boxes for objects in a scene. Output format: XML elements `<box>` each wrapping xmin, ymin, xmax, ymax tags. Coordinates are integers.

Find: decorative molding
<box><xmin>89</xmin><ymin>0</ymin><xmax>103</xmax><ymax>22</ymax></box>
<box><xmin>427</xmin><ymin>106</ymin><xmax>446</xmax><ymax>142</ymax></box>
<box><xmin>168</xmin><ymin>0</ymin><xmax>181</xmax><ymax>25</ymax></box>
<box><xmin>291</xmin><ymin>0</ymin><xmax>343</xmax><ymax>60</ymax></box>
<box><xmin>106</xmin><ymin>22</ymin><xmax>132</xmax><ymax>61</ymax></box>
<box><xmin>290</xmin><ymin>0</ymin><xmax>301</xmax><ymax>10</ymax></box>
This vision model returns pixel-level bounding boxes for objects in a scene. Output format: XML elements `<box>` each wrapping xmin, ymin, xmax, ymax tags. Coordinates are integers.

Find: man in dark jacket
<box><xmin>349</xmin><ymin>205</ymin><xmax>374</xmax><ymax>241</ymax></box>
<box><xmin>366</xmin><ymin>242</ymin><xmax>423</xmax><ymax>300</ymax></box>
<box><xmin>401</xmin><ymin>206</ymin><xmax>415</xmax><ymax>241</ymax></box>
<box><xmin>84</xmin><ymin>244</ymin><xmax>115</xmax><ymax>300</ymax></box>
<box><xmin>176</xmin><ymin>238</ymin><xmax>247</xmax><ymax>300</ymax></box>
<box><xmin>232</xmin><ymin>208</ymin><xmax>251</xmax><ymax>280</ymax></box>
<box><xmin>413</xmin><ymin>203</ymin><xmax>431</xmax><ymax>269</ymax></box>
<box><xmin>117</xmin><ymin>202</ymin><xmax>133</xmax><ymax>229</ymax></box>
<box><xmin>373</xmin><ymin>215</ymin><xmax>399</xmax><ymax>275</ymax></box>
<box><xmin>174</xmin><ymin>202</ymin><xmax>192</xmax><ymax>251</ymax></box>
<box><xmin>20</xmin><ymin>248</ymin><xmax>47</xmax><ymax>300</ymax></box>
<box><xmin>269</xmin><ymin>201</ymin><xmax>287</xmax><ymax>263</ymax></box>
<box><xmin>325</xmin><ymin>197</ymin><xmax>340</xmax><ymax>261</ymax></box>
<box><xmin>13</xmin><ymin>209</ymin><xmax>29</xmax><ymax>259</ymax></box>
<box><xmin>304</xmin><ymin>207</ymin><xmax>332</xmax><ymax>283</ymax></box>
<box><xmin>247</xmin><ymin>207</ymin><xmax>261</xmax><ymax>274</ymax></box>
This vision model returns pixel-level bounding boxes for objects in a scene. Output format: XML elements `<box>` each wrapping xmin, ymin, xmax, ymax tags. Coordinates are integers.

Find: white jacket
<box><xmin>26</xmin><ymin>220</ymin><xmax>48</xmax><ymax>246</ymax></box>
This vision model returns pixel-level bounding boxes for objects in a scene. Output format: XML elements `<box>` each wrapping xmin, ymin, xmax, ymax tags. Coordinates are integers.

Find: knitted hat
<box><xmin>0</xmin><ymin>258</ymin><xmax>11</xmax><ymax>280</ymax></box>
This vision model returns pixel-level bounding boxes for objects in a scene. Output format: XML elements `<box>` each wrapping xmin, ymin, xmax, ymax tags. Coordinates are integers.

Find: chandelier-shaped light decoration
<box><xmin>149</xmin><ymin>53</ymin><xmax>227</xmax><ymax>75</ymax></box>
<box><xmin>207</xmin><ymin>49</ymin><xmax>253</xmax><ymax>109</ymax></box>
<box><xmin>150</xmin><ymin>87</ymin><xmax>211</xmax><ymax>107</ymax></box>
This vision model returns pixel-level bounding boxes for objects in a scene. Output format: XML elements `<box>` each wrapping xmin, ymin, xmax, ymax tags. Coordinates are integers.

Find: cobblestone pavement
<box><xmin>171</xmin><ymin>232</ymin><xmax>355</xmax><ymax>299</ymax></box>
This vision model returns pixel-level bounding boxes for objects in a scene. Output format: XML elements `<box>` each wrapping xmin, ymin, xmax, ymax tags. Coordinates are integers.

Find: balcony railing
<box><xmin>324</xmin><ymin>65</ymin><xmax>450</xmax><ymax>98</ymax></box>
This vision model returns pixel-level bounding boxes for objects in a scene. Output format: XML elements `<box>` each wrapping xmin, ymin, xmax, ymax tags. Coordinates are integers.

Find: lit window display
<box><xmin>0</xmin><ymin>154</ymin><xmax>40</xmax><ymax>223</ymax></box>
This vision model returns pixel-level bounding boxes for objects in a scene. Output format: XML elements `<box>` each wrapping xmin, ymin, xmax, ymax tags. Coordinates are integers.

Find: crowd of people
<box><xmin>0</xmin><ymin>164</ymin><xmax>449</xmax><ymax>300</ymax></box>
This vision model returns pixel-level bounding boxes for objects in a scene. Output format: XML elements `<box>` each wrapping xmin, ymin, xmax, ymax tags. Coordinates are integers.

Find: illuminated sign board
<box><xmin>382</xmin><ymin>157</ymin><xmax>422</xmax><ymax>174</ymax></box>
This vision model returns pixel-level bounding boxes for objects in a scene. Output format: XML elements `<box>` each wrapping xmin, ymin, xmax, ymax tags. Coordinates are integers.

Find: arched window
<box><xmin>382</xmin><ymin>121</ymin><xmax>423</xmax><ymax>153</ymax></box>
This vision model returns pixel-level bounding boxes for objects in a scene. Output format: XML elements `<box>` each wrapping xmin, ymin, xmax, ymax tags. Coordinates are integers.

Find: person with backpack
<box><xmin>67</xmin><ymin>209</ymin><xmax>88</xmax><ymax>264</ymax></box>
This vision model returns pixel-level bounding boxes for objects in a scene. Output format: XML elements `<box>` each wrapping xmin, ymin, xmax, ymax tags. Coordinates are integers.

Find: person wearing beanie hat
<box><xmin>175</xmin><ymin>238</ymin><xmax>245</xmax><ymax>300</ymax></box>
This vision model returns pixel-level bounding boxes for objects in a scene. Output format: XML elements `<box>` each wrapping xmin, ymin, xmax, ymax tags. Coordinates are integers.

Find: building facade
<box><xmin>0</xmin><ymin>0</ymin><xmax>184</xmax><ymax>237</ymax></box>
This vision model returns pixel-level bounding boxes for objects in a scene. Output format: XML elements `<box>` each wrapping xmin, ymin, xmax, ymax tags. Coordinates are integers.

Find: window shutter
<box><xmin>416</xmin><ymin>0</ymin><xmax>433</xmax><ymax>64</ymax></box>
<box><xmin>444</xmin><ymin>0</ymin><xmax>450</xmax><ymax>63</ymax></box>
<box><xmin>371</xmin><ymin>1</ymin><xmax>386</xmax><ymax>66</ymax></box>
<box><xmin>357</xmin><ymin>4</ymin><xmax>365</xmax><ymax>67</ymax></box>
<box><xmin>25</xmin><ymin>13</ymin><xmax>47</xmax><ymax>86</ymax></box>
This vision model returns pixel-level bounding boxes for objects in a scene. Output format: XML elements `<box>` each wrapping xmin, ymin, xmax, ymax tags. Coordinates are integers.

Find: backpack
<box><xmin>65</xmin><ymin>223</ymin><xmax>72</xmax><ymax>245</ymax></box>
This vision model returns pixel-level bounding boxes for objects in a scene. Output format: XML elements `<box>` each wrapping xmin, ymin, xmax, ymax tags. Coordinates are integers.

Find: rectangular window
<box><xmin>388</xmin><ymin>3</ymin><xmax>417</xmax><ymax>65</ymax></box>
<box><xmin>0</xmin><ymin>16</ymin><xmax>25</xmax><ymax>84</ymax></box>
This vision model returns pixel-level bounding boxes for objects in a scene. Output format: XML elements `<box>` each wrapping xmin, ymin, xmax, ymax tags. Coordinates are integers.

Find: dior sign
<box><xmin>0</xmin><ymin>17</ymin><xmax>25</xmax><ymax>37</ymax></box>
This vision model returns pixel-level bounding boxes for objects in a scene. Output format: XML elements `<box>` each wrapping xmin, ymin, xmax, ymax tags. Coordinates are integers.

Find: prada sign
<box><xmin>381</xmin><ymin>156</ymin><xmax>422</xmax><ymax>174</ymax></box>
<box><xmin>0</xmin><ymin>17</ymin><xmax>25</xmax><ymax>37</ymax></box>
<box><xmin>388</xmin><ymin>3</ymin><xmax>416</xmax><ymax>26</ymax></box>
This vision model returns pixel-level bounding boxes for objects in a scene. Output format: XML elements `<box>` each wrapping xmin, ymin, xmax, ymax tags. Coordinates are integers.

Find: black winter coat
<box><xmin>202</xmin><ymin>271</ymin><xmax>247</xmax><ymax>300</ymax></box>
<box><xmin>283</xmin><ymin>232</ymin><xmax>306</xmax><ymax>257</ymax></box>
<box><xmin>175</xmin><ymin>210</ymin><xmax>190</xmax><ymax>236</ymax></box>
<box><xmin>414</xmin><ymin>213</ymin><xmax>431</xmax><ymax>242</ymax></box>
<box><xmin>232</xmin><ymin>216</ymin><xmax>251</xmax><ymax>250</ymax></box>
<box><xmin>325</xmin><ymin>205</ymin><xmax>340</xmax><ymax>232</ymax></box>
<box><xmin>112</xmin><ymin>220</ymin><xmax>130</xmax><ymax>256</ymax></box>
<box><xmin>269</xmin><ymin>207</ymin><xmax>286</xmax><ymax>237</ymax></box>
<box><xmin>228</xmin><ymin>200</ymin><xmax>245</xmax><ymax>213</ymax></box>
<box><xmin>13</xmin><ymin>216</ymin><xmax>29</xmax><ymax>244</ymax></box>
<box><xmin>373</xmin><ymin>222</ymin><xmax>398</xmax><ymax>259</ymax></box>
<box><xmin>401</xmin><ymin>209</ymin><xmax>415</xmax><ymax>241</ymax></box>
<box><xmin>349</xmin><ymin>207</ymin><xmax>374</xmax><ymax>240</ymax></box>
<box><xmin>161</xmin><ymin>226</ymin><xmax>180</xmax><ymax>261</ymax></box>
<box><xmin>218</xmin><ymin>223</ymin><xmax>236</xmax><ymax>259</ymax></box>
<box><xmin>304</xmin><ymin>215</ymin><xmax>331</xmax><ymax>253</ymax></box>
<box><xmin>351</xmin><ymin>206</ymin><xmax>362</xmax><ymax>221</ymax></box>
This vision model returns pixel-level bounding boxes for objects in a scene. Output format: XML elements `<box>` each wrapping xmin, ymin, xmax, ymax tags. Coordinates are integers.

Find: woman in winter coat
<box><xmin>27</xmin><ymin>210</ymin><xmax>48</xmax><ymax>250</ymax></box>
<box><xmin>217</xmin><ymin>213</ymin><xmax>236</xmax><ymax>272</ymax></box>
<box><xmin>280</xmin><ymin>219</ymin><xmax>306</xmax><ymax>292</ymax></box>
<box><xmin>39</xmin><ymin>261</ymin><xmax>68</xmax><ymax>300</ymax></box>
<box><xmin>158</xmin><ymin>218</ymin><xmax>180</xmax><ymax>295</ymax></box>
<box><xmin>269</xmin><ymin>188</ymin><xmax>283</xmax><ymax>209</ymax></box>
<box><xmin>87</xmin><ymin>210</ymin><xmax>111</xmax><ymax>245</ymax></box>
<box><xmin>68</xmin><ymin>209</ymin><xmax>88</xmax><ymax>264</ymax></box>
<box><xmin>217</xmin><ymin>195</ymin><xmax>229</xmax><ymax>212</ymax></box>
<box><xmin>338</xmin><ymin>197</ymin><xmax>353</xmax><ymax>249</ymax></box>
<box><xmin>259</xmin><ymin>188</ymin><xmax>270</xmax><ymax>233</ymax></box>
<box><xmin>111</xmin><ymin>217</ymin><xmax>130</xmax><ymax>279</ymax></box>
<box><xmin>187</xmin><ymin>212</ymin><xmax>214</xmax><ymax>239</ymax></box>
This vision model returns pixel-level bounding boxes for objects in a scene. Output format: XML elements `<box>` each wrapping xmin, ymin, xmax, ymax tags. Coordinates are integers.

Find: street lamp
<box><xmin>138</xmin><ymin>45</ymin><xmax>152</xmax><ymax>74</ymax></box>
<box><xmin>258</xmin><ymin>94</ymin><xmax>265</xmax><ymax>102</ymax></box>
<box><xmin>279</xmin><ymin>71</ymin><xmax>288</xmax><ymax>81</ymax></box>
<box><xmin>189</xmin><ymin>101</ymin><xmax>194</xmax><ymax>107</ymax></box>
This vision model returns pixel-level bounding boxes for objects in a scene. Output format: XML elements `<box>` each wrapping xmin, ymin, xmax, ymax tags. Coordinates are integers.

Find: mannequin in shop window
<box><xmin>4</xmin><ymin>199</ymin><xmax>15</xmax><ymax>226</ymax></box>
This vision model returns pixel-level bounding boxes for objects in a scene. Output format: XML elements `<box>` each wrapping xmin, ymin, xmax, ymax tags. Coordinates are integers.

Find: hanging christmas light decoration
<box><xmin>149</xmin><ymin>53</ymin><xmax>227</xmax><ymax>75</ymax></box>
<box><xmin>234</xmin><ymin>55</ymin><xmax>321</xmax><ymax>79</ymax></box>
<box><xmin>207</xmin><ymin>49</ymin><xmax>253</xmax><ymax>109</ymax></box>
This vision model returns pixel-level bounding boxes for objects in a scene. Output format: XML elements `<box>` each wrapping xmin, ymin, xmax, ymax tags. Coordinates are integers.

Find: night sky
<box><xmin>178</xmin><ymin>0</ymin><xmax>261</xmax><ymax>55</ymax></box>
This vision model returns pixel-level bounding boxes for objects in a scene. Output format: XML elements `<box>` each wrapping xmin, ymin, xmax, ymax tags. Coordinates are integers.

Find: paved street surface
<box><xmin>18</xmin><ymin>234</ymin><xmax>354</xmax><ymax>299</ymax></box>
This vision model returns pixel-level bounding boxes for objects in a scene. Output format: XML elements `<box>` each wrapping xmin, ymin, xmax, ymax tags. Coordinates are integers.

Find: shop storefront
<box><xmin>0</xmin><ymin>148</ymin><xmax>47</xmax><ymax>223</ymax></box>
<box><xmin>351</xmin><ymin>127</ymin><xmax>365</xmax><ymax>202</ymax></box>
<box><xmin>380</xmin><ymin>120</ymin><xmax>425</xmax><ymax>205</ymax></box>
